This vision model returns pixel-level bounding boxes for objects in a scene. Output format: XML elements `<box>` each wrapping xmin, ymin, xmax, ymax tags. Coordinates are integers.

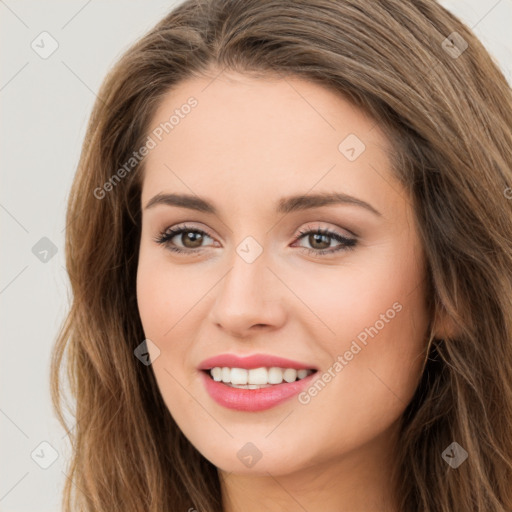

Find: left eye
<box><xmin>292</xmin><ymin>226</ymin><xmax>357</xmax><ymax>255</ymax></box>
<box><xmin>154</xmin><ymin>224</ymin><xmax>358</xmax><ymax>256</ymax></box>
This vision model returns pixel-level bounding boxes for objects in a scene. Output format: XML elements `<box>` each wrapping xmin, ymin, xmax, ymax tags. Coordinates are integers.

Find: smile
<box><xmin>207</xmin><ymin>366</ymin><xmax>315</xmax><ymax>388</ymax></box>
<box><xmin>198</xmin><ymin>353</ymin><xmax>319</xmax><ymax>411</ymax></box>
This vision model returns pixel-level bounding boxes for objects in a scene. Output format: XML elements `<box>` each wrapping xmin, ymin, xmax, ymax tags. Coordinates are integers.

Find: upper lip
<box><xmin>198</xmin><ymin>353</ymin><xmax>318</xmax><ymax>371</ymax></box>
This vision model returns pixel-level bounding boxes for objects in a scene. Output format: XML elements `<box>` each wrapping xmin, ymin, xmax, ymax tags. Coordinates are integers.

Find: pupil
<box><xmin>184</xmin><ymin>231</ymin><xmax>203</xmax><ymax>248</ymax></box>
<box><xmin>311</xmin><ymin>233</ymin><xmax>329</xmax><ymax>249</ymax></box>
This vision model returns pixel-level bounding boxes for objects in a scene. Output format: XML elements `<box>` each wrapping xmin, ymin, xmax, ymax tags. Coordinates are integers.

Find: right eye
<box><xmin>153</xmin><ymin>224</ymin><xmax>217</xmax><ymax>253</ymax></box>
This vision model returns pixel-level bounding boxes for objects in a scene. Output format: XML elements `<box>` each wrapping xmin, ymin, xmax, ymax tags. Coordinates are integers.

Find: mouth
<box><xmin>199</xmin><ymin>366</ymin><xmax>319</xmax><ymax>412</ymax></box>
<box><xmin>202</xmin><ymin>366</ymin><xmax>317</xmax><ymax>389</ymax></box>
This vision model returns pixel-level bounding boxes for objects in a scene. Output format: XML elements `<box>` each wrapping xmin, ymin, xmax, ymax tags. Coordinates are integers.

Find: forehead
<box><xmin>140</xmin><ymin>71</ymin><xmax>400</xmax><ymax>218</ymax></box>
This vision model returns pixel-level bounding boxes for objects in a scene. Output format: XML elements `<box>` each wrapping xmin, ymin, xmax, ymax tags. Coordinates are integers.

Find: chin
<box><xmin>198</xmin><ymin>441</ymin><xmax>315</xmax><ymax>477</ymax></box>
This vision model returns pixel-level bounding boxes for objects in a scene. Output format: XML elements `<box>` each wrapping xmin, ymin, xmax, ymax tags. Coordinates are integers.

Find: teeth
<box><xmin>226</xmin><ymin>383</ymin><xmax>273</xmax><ymax>389</ymax></box>
<box><xmin>283</xmin><ymin>368</ymin><xmax>297</xmax><ymax>383</ymax></box>
<box><xmin>268</xmin><ymin>367</ymin><xmax>283</xmax><ymax>384</ymax></box>
<box><xmin>211</xmin><ymin>367</ymin><xmax>222</xmax><ymax>381</ymax></box>
<box><xmin>248</xmin><ymin>367</ymin><xmax>268</xmax><ymax>385</ymax></box>
<box><xmin>208</xmin><ymin>366</ymin><xmax>314</xmax><ymax>386</ymax></box>
<box><xmin>297</xmin><ymin>369</ymin><xmax>309</xmax><ymax>379</ymax></box>
<box><xmin>230</xmin><ymin>368</ymin><xmax>248</xmax><ymax>385</ymax></box>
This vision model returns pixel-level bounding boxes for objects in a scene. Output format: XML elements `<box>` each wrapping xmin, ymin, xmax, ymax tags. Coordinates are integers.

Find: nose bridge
<box><xmin>208</xmin><ymin>234</ymin><xmax>285</xmax><ymax>333</ymax></box>
<box><xmin>222</xmin><ymin>237</ymin><xmax>272</xmax><ymax>304</ymax></box>
<box><xmin>221</xmin><ymin>216</ymin><xmax>270</xmax><ymax>292</ymax></box>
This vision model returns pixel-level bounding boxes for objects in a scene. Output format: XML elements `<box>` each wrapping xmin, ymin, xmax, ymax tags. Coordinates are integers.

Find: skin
<box><xmin>136</xmin><ymin>69</ymin><xmax>433</xmax><ymax>512</ymax></box>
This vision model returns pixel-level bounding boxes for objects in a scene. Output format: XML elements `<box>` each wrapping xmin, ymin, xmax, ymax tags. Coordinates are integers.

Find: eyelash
<box><xmin>154</xmin><ymin>223</ymin><xmax>357</xmax><ymax>257</ymax></box>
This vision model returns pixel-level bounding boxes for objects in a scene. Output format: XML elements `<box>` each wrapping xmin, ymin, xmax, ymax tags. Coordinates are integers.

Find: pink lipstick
<box><xmin>198</xmin><ymin>353</ymin><xmax>318</xmax><ymax>412</ymax></box>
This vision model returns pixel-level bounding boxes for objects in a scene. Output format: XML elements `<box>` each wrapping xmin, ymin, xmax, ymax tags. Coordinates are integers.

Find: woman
<box><xmin>50</xmin><ymin>1</ymin><xmax>512</xmax><ymax>510</ymax></box>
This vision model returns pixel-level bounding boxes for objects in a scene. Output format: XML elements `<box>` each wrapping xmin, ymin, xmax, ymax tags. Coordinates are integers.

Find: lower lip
<box><xmin>199</xmin><ymin>370</ymin><xmax>316</xmax><ymax>412</ymax></box>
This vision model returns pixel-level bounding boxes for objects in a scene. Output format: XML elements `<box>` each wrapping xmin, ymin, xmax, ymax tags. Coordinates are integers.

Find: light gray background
<box><xmin>1</xmin><ymin>1</ymin><xmax>510</xmax><ymax>510</ymax></box>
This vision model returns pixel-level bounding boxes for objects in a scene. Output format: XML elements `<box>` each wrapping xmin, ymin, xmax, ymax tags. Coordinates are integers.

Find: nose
<box><xmin>207</xmin><ymin>247</ymin><xmax>287</xmax><ymax>339</ymax></box>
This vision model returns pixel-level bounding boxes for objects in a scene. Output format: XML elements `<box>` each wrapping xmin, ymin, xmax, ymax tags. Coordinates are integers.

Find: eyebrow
<box><xmin>144</xmin><ymin>191</ymin><xmax>382</xmax><ymax>217</ymax></box>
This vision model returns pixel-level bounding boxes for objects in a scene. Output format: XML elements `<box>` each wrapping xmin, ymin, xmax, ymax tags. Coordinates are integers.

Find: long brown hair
<box><xmin>50</xmin><ymin>1</ymin><xmax>512</xmax><ymax>510</ymax></box>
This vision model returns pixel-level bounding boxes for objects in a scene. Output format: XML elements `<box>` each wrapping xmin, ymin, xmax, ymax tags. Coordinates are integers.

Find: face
<box><xmin>136</xmin><ymin>70</ymin><xmax>430</xmax><ymax>477</ymax></box>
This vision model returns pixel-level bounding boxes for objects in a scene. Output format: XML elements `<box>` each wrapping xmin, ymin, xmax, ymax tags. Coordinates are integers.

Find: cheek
<box><xmin>136</xmin><ymin>254</ymin><xmax>197</xmax><ymax>422</ymax></box>
<box><xmin>288</xmin><ymin>246</ymin><xmax>426</xmax><ymax>352</ymax></box>
<box><xmin>136</xmin><ymin>259</ymin><xmax>169</xmax><ymax>340</ymax></box>
<box><xmin>294</xmin><ymin>240</ymin><xmax>428</xmax><ymax>408</ymax></box>
<box><xmin>136</xmin><ymin>246</ymin><xmax>209</xmax><ymax>389</ymax></box>
<box><xmin>293</xmin><ymin>291</ymin><xmax>428</xmax><ymax>458</ymax></box>
<box><xmin>136</xmin><ymin>244</ymin><xmax>199</xmax><ymax>339</ymax></box>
